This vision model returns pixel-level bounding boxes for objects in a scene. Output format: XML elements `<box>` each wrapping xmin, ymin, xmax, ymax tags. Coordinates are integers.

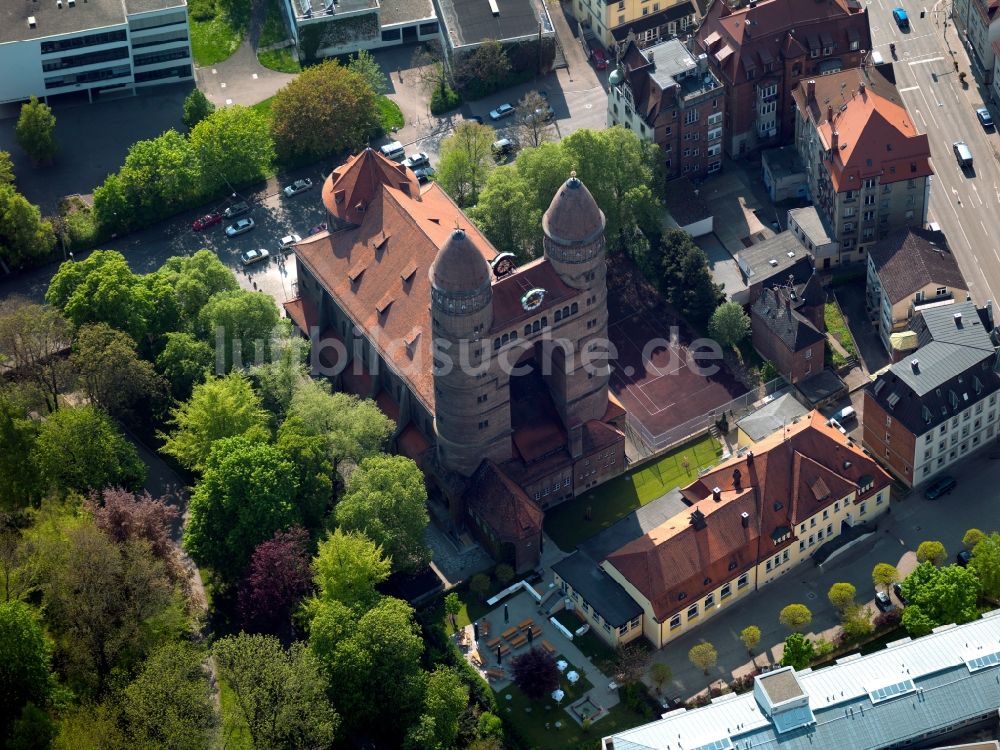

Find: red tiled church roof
<box><xmin>465</xmin><ymin>461</ymin><xmax>544</xmax><ymax>543</ymax></box>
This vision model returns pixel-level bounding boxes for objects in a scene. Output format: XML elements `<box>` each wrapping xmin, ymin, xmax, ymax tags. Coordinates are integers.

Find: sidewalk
<box><xmin>195</xmin><ymin>39</ymin><xmax>296</xmax><ymax>108</ymax></box>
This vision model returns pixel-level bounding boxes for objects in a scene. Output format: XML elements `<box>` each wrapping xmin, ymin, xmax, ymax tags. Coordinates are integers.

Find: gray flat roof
<box><xmin>789</xmin><ymin>205</ymin><xmax>834</xmax><ymax>246</ymax></box>
<box><xmin>437</xmin><ymin>0</ymin><xmax>541</xmax><ymax>47</ymax></box>
<box><xmin>379</xmin><ymin>0</ymin><xmax>434</xmax><ymax>26</ymax></box>
<box><xmin>737</xmin><ymin>231</ymin><xmax>809</xmax><ymax>280</ymax></box>
<box><xmin>551</xmin><ymin>551</ymin><xmax>643</xmax><ymax>627</ymax></box>
<box><xmin>763</xmin><ymin>145</ymin><xmax>805</xmax><ymax>179</ymax></box>
<box><xmin>737</xmin><ymin>391</ymin><xmax>810</xmax><ymax>442</ymax></box>
<box><xmin>124</xmin><ymin>0</ymin><xmax>186</xmax><ymax>13</ymax></box>
<box><xmin>580</xmin><ymin>487</ymin><xmax>690</xmax><ymax>562</ymax></box>
<box><xmin>0</xmin><ymin>0</ymin><xmax>185</xmax><ymax>43</ymax></box>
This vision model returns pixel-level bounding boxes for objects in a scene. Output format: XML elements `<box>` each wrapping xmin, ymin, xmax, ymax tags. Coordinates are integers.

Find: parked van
<box><xmin>832</xmin><ymin>405</ymin><xmax>856</xmax><ymax>423</ymax></box>
<box><xmin>380</xmin><ymin>141</ymin><xmax>405</xmax><ymax>161</ymax></box>
<box><xmin>953</xmin><ymin>141</ymin><xmax>973</xmax><ymax>168</ymax></box>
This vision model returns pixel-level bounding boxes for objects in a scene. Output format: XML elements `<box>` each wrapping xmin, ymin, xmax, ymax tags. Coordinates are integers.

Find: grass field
<box><xmin>218</xmin><ymin>675</ymin><xmax>252</xmax><ymax>750</ymax></box>
<box><xmin>377</xmin><ymin>96</ymin><xmax>404</xmax><ymax>132</ymax></box>
<box><xmin>824</xmin><ymin>301</ymin><xmax>858</xmax><ymax>358</ymax></box>
<box><xmin>256</xmin><ymin>0</ymin><xmax>300</xmax><ymax>73</ymax></box>
<box><xmin>188</xmin><ymin>0</ymin><xmax>247</xmax><ymax>66</ymax></box>
<box><xmin>543</xmin><ymin>434</ymin><xmax>723</xmax><ymax>551</ymax></box>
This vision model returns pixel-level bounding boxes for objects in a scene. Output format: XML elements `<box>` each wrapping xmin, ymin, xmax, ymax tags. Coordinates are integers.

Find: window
<box><xmin>705</xmin><ymin>593</ymin><xmax>715</xmax><ymax>608</ymax></box>
<box><xmin>827</xmin><ymin>523</ymin><xmax>833</xmax><ymax>535</ymax></box>
<box><xmin>823</xmin><ymin>509</ymin><xmax>829</xmax><ymax>520</ymax></box>
<box><xmin>721</xmin><ymin>583</ymin><xmax>732</xmax><ymax>599</ymax></box>
<box><xmin>859</xmin><ymin>502</ymin><xmax>867</xmax><ymax>516</ymax></box>
<box><xmin>799</xmin><ymin>541</ymin><xmax>806</xmax><ymax>551</ymax></box>
<box><xmin>670</xmin><ymin>614</ymin><xmax>682</xmax><ymax>630</ymax></box>
<box><xmin>766</xmin><ymin>559</ymin><xmax>772</xmax><ymax>572</ymax></box>
<box><xmin>737</xmin><ymin>573</ymin><xmax>749</xmax><ymax>589</ymax></box>
<box><xmin>685</xmin><ymin>109</ymin><xmax>699</xmax><ymax>124</ymax></box>
<box><xmin>687</xmin><ymin>604</ymin><xmax>699</xmax><ymax>620</ymax></box>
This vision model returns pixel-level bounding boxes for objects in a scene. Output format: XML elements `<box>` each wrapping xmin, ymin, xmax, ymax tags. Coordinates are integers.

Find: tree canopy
<box><xmin>189</xmin><ymin>106</ymin><xmax>274</xmax><ymax>195</ymax></box>
<box><xmin>639</xmin><ymin>229</ymin><xmax>724</xmax><ymax>326</ymax></box>
<box><xmin>971</xmin><ymin>532</ymin><xmax>1000</xmax><ymax>599</ymax></box>
<box><xmin>310</xmin><ymin>527</ymin><xmax>390</xmax><ymax>613</ymax></box>
<box><xmin>778</xmin><ymin>603</ymin><xmax>812</xmax><ymax>632</ymax></box>
<box><xmin>916</xmin><ymin>540</ymin><xmax>948</xmax><ymax>566</ymax></box>
<box><xmin>436</xmin><ymin>121</ymin><xmax>496</xmax><ymax>207</ymax></box>
<box><xmin>467</xmin><ymin>166</ymin><xmax>542</xmax><ymax>263</ymax></box>
<box><xmin>899</xmin><ymin>562</ymin><xmax>980</xmax><ymax>637</ymax></box>
<box><xmin>155</xmin><ymin>332</ymin><xmax>214</xmax><ymax>401</ymax></box>
<box><xmin>0</xmin><ymin>299</ymin><xmax>72</xmax><ymax>414</ymax></box>
<box><xmin>0</xmin><ymin>601</ymin><xmax>52</xmax><ymax>743</ymax></box>
<box><xmin>346</xmin><ymin>49</ymin><xmax>388</xmax><ymax>95</ymax></box>
<box><xmin>181</xmin><ymin>88</ymin><xmax>215</xmax><ymax>130</ymax></box>
<box><xmin>0</xmin><ymin>185</ymin><xmax>56</xmax><ymax>268</ymax></box>
<box><xmin>827</xmin><ymin>582</ymin><xmax>857</xmax><ymax>613</ymax></box>
<box><xmin>198</xmin><ymin>290</ymin><xmax>281</xmax><ymax>372</ymax></box>
<box><xmin>739</xmin><ymin>625</ymin><xmax>761</xmax><ymax>654</ymax></box>
<box><xmin>238</xmin><ymin>527</ymin><xmax>313</xmax><ymax>636</ymax></box>
<box><xmin>872</xmin><ymin>563</ymin><xmax>900</xmax><ymax>594</ymax></box>
<box><xmin>708</xmin><ymin>301</ymin><xmax>751</xmax><ymax>350</ymax></box>
<box><xmin>780</xmin><ymin>633</ymin><xmax>815</xmax><ymax>670</ymax></box>
<box><xmin>15</xmin><ymin>97</ymin><xmax>57</xmax><ymax>166</ymax></box>
<box><xmin>511</xmin><ymin>648</ymin><xmax>559</xmax><ymax>700</ymax></box>
<box><xmin>688</xmin><ymin>642</ymin><xmax>717</xmax><ymax>674</ymax></box>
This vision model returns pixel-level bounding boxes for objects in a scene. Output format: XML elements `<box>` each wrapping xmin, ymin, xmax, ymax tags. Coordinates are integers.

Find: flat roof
<box><xmin>580</xmin><ymin>487</ymin><xmax>690</xmax><ymax>562</ymax></box>
<box><xmin>380</xmin><ymin>0</ymin><xmax>434</xmax><ymax>26</ymax></box>
<box><xmin>788</xmin><ymin>205</ymin><xmax>834</xmax><ymax>246</ymax></box>
<box><xmin>0</xmin><ymin>0</ymin><xmax>185</xmax><ymax>43</ymax></box>
<box><xmin>757</xmin><ymin>669</ymin><xmax>805</xmax><ymax>704</ymax></box>
<box><xmin>551</xmin><ymin>551</ymin><xmax>643</xmax><ymax>627</ymax></box>
<box><xmin>737</xmin><ymin>391</ymin><xmax>810</xmax><ymax>442</ymax></box>
<box><xmin>437</xmin><ymin>0</ymin><xmax>543</xmax><ymax>47</ymax></box>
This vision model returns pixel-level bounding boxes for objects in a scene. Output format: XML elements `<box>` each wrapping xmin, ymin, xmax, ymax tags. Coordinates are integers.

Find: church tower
<box><xmin>430</xmin><ymin>228</ymin><xmax>511</xmax><ymax>476</ymax></box>
<box><xmin>542</xmin><ymin>173</ymin><xmax>611</xmax><ymax>424</ymax></box>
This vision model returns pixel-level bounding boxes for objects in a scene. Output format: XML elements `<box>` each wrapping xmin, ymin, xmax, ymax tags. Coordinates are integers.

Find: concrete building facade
<box><xmin>569</xmin><ymin>0</ymin><xmax>697</xmax><ymax>51</ymax></box>
<box><xmin>953</xmin><ymin>0</ymin><xmax>1000</xmax><ymax>83</ymax></box>
<box><xmin>0</xmin><ymin>0</ymin><xmax>192</xmax><ymax>104</ymax></box>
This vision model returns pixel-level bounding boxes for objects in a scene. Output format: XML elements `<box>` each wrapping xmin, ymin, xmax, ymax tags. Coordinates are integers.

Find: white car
<box><xmin>489</xmin><ymin>103</ymin><xmax>515</xmax><ymax>120</ymax></box>
<box><xmin>279</xmin><ymin>234</ymin><xmax>301</xmax><ymax>250</ymax></box>
<box><xmin>225</xmin><ymin>218</ymin><xmax>255</xmax><ymax>237</ymax></box>
<box><xmin>403</xmin><ymin>152</ymin><xmax>429</xmax><ymax>169</ymax></box>
<box><xmin>282</xmin><ymin>178</ymin><xmax>313</xmax><ymax>197</ymax></box>
<box><xmin>240</xmin><ymin>248</ymin><xmax>270</xmax><ymax>266</ymax></box>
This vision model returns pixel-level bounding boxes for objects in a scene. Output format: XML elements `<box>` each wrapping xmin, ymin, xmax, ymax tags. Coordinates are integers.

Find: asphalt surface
<box><xmin>869</xmin><ymin>0</ymin><xmax>1000</xmax><ymax>306</ymax></box>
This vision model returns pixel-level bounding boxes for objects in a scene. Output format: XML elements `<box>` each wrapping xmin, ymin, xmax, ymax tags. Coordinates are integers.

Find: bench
<box><xmin>509</xmin><ymin>634</ymin><xmax>527</xmax><ymax>649</ymax></box>
<box><xmin>486</xmin><ymin>667</ymin><xmax>506</xmax><ymax>680</ymax></box>
<box><xmin>541</xmin><ymin>640</ymin><xmax>557</xmax><ymax>655</ymax></box>
<box><xmin>526</xmin><ymin>624</ymin><xmax>542</xmax><ymax>639</ymax></box>
<box><xmin>518</xmin><ymin>618</ymin><xmax>533</xmax><ymax>630</ymax></box>
<box><xmin>486</xmin><ymin>637</ymin><xmax>501</xmax><ymax>650</ymax></box>
<box><xmin>480</xmin><ymin>621</ymin><xmax>490</xmax><ymax>637</ymax></box>
<box><xmin>502</xmin><ymin>626</ymin><xmax>518</xmax><ymax>640</ymax></box>
<box><xmin>470</xmin><ymin>651</ymin><xmax>483</xmax><ymax>667</ymax></box>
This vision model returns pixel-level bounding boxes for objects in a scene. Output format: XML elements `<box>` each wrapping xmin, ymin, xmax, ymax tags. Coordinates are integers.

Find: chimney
<box><xmin>691</xmin><ymin>509</ymin><xmax>707</xmax><ymax>530</ymax></box>
<box><xmin>911</xmin><ymin>358</ymin><xmax>920</xmax><ymax>373</ymax></box>
<box><xmin>831</xmin><ymin>130</ymin><xmax>839</xmax><ymax>151</ymax></box>
<box><xmin>733</xmin><ymin>468</ymin><xmax>742</xmax><ymax>491</ymax></box>
<box><xmin>954</xmin><ymin>312</ymin><xmax>963</xmax><ymax>328</ymax></box>
<box><xmin>859</xmin><ymin>81</ymin><xmax>866</xmax><ymax>98</ymax></box>
<box><xmin>806</xmin><ymin>79</ymin><xmax>816</xmax><ymax>102</ymax></box>
<box><xmin>747</xmin><ymin>450</ymin><xmax>754</xmax><ymax>467</ymax></box>
<box><xmin>741</xmin><ymin>511</ymin><xmax>750</xmax><ymax>528</ymax></box>
<box><xmin>827</xmin><ymin>105</ymin><xmax>833</xmax><ymax>123</ymax></box>
<box><xmin>712</xmin><ymin>486</ymin><xmax>722</xmax><ymax>502</ymax></box>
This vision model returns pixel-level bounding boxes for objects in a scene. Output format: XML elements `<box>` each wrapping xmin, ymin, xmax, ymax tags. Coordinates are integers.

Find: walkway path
<box><xmin>195</xmin><ymin>38</ymin><xmax>296</xmax><ymax>108</ymax></box>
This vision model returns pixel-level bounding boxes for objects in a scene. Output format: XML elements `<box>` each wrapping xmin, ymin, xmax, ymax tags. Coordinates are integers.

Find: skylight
<box><xmin>692</xmin><ymin>739</ymin><xmax>734</xmax><ymax>750</ymax></box>
<box><xmin>966</xmin><ymin>649</ymin><xmax>1000</xmax><ymax>673</ymax></box>
<box><xmin>867</xmin><ymin>678</ymin><xmax>915</xmax><ymax>704</ymax></box>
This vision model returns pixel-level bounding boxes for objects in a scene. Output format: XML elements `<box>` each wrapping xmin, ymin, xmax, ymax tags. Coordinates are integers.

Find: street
<box><xmin>869</xmin><ymin>0</ymin><xmax>1000</xmax><ymax>306</ymax></box>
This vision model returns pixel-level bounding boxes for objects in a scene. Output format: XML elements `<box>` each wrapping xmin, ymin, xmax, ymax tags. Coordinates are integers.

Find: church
<box><xmin>283</xmin><ymin>148</ymin><xmax>627</xmax><ymax>572</ymax></box>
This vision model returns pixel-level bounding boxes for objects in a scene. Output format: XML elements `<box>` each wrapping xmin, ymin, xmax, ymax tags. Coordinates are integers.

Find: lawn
<box><xmin>218</xmin><ymin>675</ymin><xmax>252</xmax><ymax>750</ymax></box>
<box><xmin>552</xmin><ymin>609</ymin><xmax>615</xmax><ymax>664</ymax></box>
<box><xmin>257</xmin><ymin>47</ymin><xmax>300</xmax><ymax>73</ymax></box>
<box><xmin>188</xmin><ymin>0</ymin><xmax>247</xmax><ymax>66</ymax></box>
<box><xmin>497</xmin><ymin>662</ymin><xmax>647</xmax><ymax>749</ymax></box>
<box><xmin>544</xmin><ymin>434</ymin><xmax>723</xmax><ymax>551</ymax></box>
<box><xmin>250</xmin><ymin>96</ymin><xmax>274</xmax><ymax>118</ymax></box>
<box><xmin>377</xmin><ymin>96</ymin><xmax>404</xmax><ymax>132</ymax></box>
<box><xmin>824</xmin><ymin>301</ymin><xmax>858</xmax><ymax>358</ymax></box>
<box><xmin>256</xmin><ymin>0</ymin><xmax>300</xmax><ymax>73</ymax></box>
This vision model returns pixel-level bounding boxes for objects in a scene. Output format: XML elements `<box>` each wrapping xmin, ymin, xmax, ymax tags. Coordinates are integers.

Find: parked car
<box><xmin>828</xmin><ymin>418</ymin><xmax>847</xmax><ymax>435</ymax></box>
<box><xmin>957</xmin><ymin>549</ymin><xmax>974</xmax><ymax>567</ymax></box>
<box><xmin>403</xmin><ymin>152</ymin><xmax>429</xmax><ymax>169</ymax></box>
<box><xmin>892</xmin><ymin>582</ymin><xmax>907</xmax><ymax>605</ymax></box>
<box><xmin>976</xmin><ymin>107</ymin><xmax>995</xmax><ymax>130</ymax></box>
<box><xmin>413</xmin><ymin>166</ymin><xmax>436</xmax><ymax>184</ymax></box>
<box><xmin>590</xmin><ymin>45</ymin><xmax>608</xmax><ymax>70</ymax></box>
<box><xmin>240</xmin><ymin>248</ymin><xmax>269</xmax><ymax>266</ymax></box>
<box><xmin>875</xmin><ymin>591</ymin><xmax>895</xmax><ymax>613</ymax></box>
<box><xmin>282</xmin><ymin>178</ymin><xmax>313</xmax><ymax>197</ymax></box>
<box><xmin>489</xmin><ymin>103</ymin><xmax>515</xmax><ymax>120</ymax></box>
<box><xmin>306</xmin><ymin>222</ymin><xmax>328</xmax><ymax>236</ymax></box>
<box><xmin>892</xmin><ymin>7</ymin><xmax>909</xmax><ymax>28</ymax></box>
<box><xmin>924</xmin><ymin>475</ymin><xmax>957</xmax><ymax>500</ymax></box>
<box><xmin>223</xmin><ymin>201</ymin><xmax>250</xmax><ymax>219</ymax></box>
<box><xmin>832</xmin><ymin>405</ymin><xmax>856</xmax><ymax>423</ymax></box>
<box><xmin>279</xmin><ymin>234</ymin><xmax>301</xmax><ymax>250</ymax></box>
<box><xmin>380</xmin><ymin>141</ymin><xmax>405</xmax><ymax>161</ymax></box>
<box><xmin>225</xmin><ymin>218</ymin><xmax>255</xmax><ymax>237</ymax></box>
<box><xmin>191</xmin><ymin>212</ymin><xmax>222</xmax><ymax>231</ymax></box>
<box><xmin>492</xmin><ymin>138</ymin><xmax>514</xmax><ymax>159</ymax></box>
<box><xmin>535</xmin><ymin>105</ymin><xmax>555</xmax><ymax>121</ymax></box>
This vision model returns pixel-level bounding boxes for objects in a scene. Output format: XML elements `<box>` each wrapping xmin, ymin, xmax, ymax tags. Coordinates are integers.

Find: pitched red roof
<box><xmin>465</xmin><ymin>461</ymin><xmax>544</xmax><ymax>543</ymax></box>
<box><xmin>321</xmin><ymin>148</ymin><xmax>420</xmax><ymax>225</ymax></box>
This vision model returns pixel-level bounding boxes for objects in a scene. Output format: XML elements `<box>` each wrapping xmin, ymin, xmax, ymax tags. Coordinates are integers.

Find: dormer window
<box><xmin>677</xmin><ymin>592</ymin><xmax>687</xmax><ymax>601</ymax></box>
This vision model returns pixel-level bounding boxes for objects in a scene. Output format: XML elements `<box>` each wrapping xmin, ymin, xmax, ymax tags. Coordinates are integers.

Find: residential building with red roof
<box><xmin>283</xmin><ymin>149</ymin><xmax>626</xmax><ymax>573</ymax></box>
<box><xmin>953</xmin><ymin>0</ymin><xmax>1000</xmax><ymax>82</ymax></box>
<box><xmin>595</xmin><ymin>411</ymin><xmax>890</xmax><ymax>648</ymax></box>
<box><xmin>694</xmin><ymin>0</ymin><xmax>871</xmax><ymax>158</ymax></box>
<box><xmin>792</xmin><ymin>66</ymin><xmax>932</xmax><ymax>266</ymax></box>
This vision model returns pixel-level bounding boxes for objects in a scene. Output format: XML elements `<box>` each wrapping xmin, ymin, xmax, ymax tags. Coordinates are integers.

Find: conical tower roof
<box><xmin>430</xmin><ymin>227</ymin><xmax>491</xmax><ymax>295</ymax></box>
<box><xmin>542</xmin><ymin>172</ymin><xmax>605</xmax><ymax>246</ymax></box>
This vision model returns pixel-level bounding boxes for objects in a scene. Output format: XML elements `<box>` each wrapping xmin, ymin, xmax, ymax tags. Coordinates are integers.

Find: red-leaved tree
<box><xmin>511</xmin><ymin>648</ymin><xmax>560</xmax><ymax>701</ymax></box>
<box><xmin>86</xmin><ymin>487</ymin><xmax>179</xmax><ymax>565</ymax></box>
<box><xmin>238</xmin><ymin>526</ymin><xmax>313</xmax><ymax>636</ymax></box>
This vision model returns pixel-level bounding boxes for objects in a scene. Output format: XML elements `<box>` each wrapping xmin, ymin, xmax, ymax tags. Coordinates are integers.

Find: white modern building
<box><xmin>0</xmin><ymin>0</ymin><xmax>192</xmax><ymax>104</ymax></box>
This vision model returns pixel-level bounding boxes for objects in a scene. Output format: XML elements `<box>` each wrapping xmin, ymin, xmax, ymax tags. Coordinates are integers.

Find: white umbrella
<box><xmin>552</xmin><ymin>688</ymin><xmax>565</xmax><ymax>703</ymax></box>
<box><xmin>567</xmin><ymin>670</ymin><xmax>580</xmax><ymax>684</ymax></box>
<box><xmin>556</xmin><ymin>660</ymin><xmax>568</xmax><ymax>672</ymax></box>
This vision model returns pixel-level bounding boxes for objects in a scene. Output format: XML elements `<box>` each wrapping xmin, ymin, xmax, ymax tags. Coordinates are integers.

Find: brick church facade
<box><xmin>284</xmin><ymin>149</ymin><xmax>626</xmax><ymax>572</ymax></box>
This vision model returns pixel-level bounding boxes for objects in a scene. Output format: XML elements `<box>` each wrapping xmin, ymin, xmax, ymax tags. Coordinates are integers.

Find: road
<box><xmin>869</xmin><ymin>0</ymin><xmax>1000</xmax><ymax>306</ymax></box>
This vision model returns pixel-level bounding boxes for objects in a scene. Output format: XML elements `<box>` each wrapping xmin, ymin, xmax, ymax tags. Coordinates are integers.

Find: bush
<box><xmin>430</xmin><ymin>84</ymin><xmax>462</xmax><ymax>115</ymax></box>
<box><xmin>873</xmin><ymin>610</ymin><xmax>902</xmax><ymax>630</ymax></box>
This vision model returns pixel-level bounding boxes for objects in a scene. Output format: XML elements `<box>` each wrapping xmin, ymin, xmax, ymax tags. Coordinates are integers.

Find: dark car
<box><xmin>957</xmin><ymin>549</ymin><xmax>974</xmax><ymax>567</ymax></box>
<box><xmin>223</xmin><ymin>201</ymin><xmax>250</xmax><ymax>219</ymax></box>
<box><xmin>191</xmin><ymin>212</ymin><xmax>222</xmax><ymax>231</ymax></box>
<box><xmin>875</xmin><ymin>591</ymin><xmax>895</xmax><ymax>613</ymax></box>
<box><xmin>892</xmin><ymin>582</ymin><xmax>907</xmax><ymax>605</ymax></box>
<box><xmin>924</xmin><ymin>475</ymin><xmax>956</xmax><ymax>500</ymax></box>
<box><xmin>590</xmin><ymin>45</ymin><xmax>608</xmax><ymax>70</ymax></box>
<box><xmin>413</xmin><ymin>166</ymin><xmax>435</xmax><ymax>184</ymax></box>
<box><xmin>976</xmin><ymin>107</ymin><xmax>995</xmax><ymax>130</ymax></box>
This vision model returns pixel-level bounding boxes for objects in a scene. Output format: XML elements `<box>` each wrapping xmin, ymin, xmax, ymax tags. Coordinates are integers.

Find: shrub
<box><xmin>430</xmin><ymin>84</ymin><xmax>461</xmax><ymax>115</ymax></box>
<box><xmin>873</xmin><ymin>610</ymin><xmax>902</xmax><ymax>630</ymax></box>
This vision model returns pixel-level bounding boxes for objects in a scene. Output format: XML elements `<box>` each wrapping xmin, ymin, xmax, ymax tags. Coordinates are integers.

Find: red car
<box><xmin>591</xmin><ymin>45</ymin><xmax>608</xmax><ymax>70</ymax></box>
<box><xmin>191</xmin><ymin>212</ymin><xmax>222</xmax><ymax>231</ymax></box>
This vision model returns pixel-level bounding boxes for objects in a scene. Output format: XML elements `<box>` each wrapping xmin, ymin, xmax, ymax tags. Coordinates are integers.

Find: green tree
<box><xmin>190</xmin><ymin>105</ymin><xmax>275</xmax><ymax>195</ymax></box>
<box><xmin>52</xmin><ymin>703</ymin><xmax>127</xmax><ymax>750</ymax></box>
<box><xmin>252</xmin><ymin>336</ymin><xmax>308</xmax><ymax>424</ymax></box>
<box><xmin>0</xmin><ymin>151</ymin><xmax>14</xmax><ymax>184</ymax></box>
<box><xmin>0</xmin><ymin>185</ymin><xmax>56</xmax><ymax>268</ymax></box>
<box><xmin>336</xmin><ymin>454</ymin><xmax>431</xmax><ymax>573</ymax></box>
<box><xmin>739</xmin><ymin>624</ymin><xmax>761</xmax><ymax>655</ymax></box>
<box><xmin>963</xmin><ymin>528</ymin><xmax>986</xmax><ymax>550</ymax></box>
<box><xmin>310</xmin><ymin>528</ymin><xmax>390</xmax><ymax>612</ymax></box>
<box><xmin>347</xmin><ymin>49</ymin><xmax>388</xmax><ymax>95</ymax></box>
<box><xmin>513</xmin><ymin>90</ymin><xmax>555</xmax><ymax>148</ymax></box>
<box><xmin>454</xmin><ymin>39</ymin><xmax>511</xmax><ymax>97</ymax></box>
<box><xmin>271</xmin><ymin>59</ymin><xmax>378</xmax><ymax>163</ymax></box>
<box><xmin>122</xmin><ymin>642</ymin><xmax>215</xmax><ymax>750</ymax></box>
<box><xmin>688</xmin><ymin>642</ymin><xmax>717</xmax><ymax>675</ymax></box>
<box><xmin>46</xmin><ymin>250</ymin><xmax>152</xmax><ymax>341</ymax></box>
<box><xmin>436</xmin><ymin>120</ymin><xmax>495</xmax><ymax>206</ymax></box>
<box><xmin>7</xmin><ymin>701</ymin><xmax>56</xmax><ymax>750</ymax></box>
<box><xmin>444</xmin><ymin>591</ymin><xmax>462</xmax><ymax>629</ymax></box>
<box><xmin>0</xmin><ymin>601</ymin><xmax>52</xmax><ymax>741</ymax></box>
<box><xmin>198</xmin><ymin>289</ymin><xmax>281</xmax><ymax>373</ymax></box>
<box><xmin>971</xmin><ymin>532</ymin><xmax>1000</xmax><ymax>599</ymax></box>
<box><xmin>155</xmin><ymin>332</ymin><xmax>214</xmax><ymax>401</ymax></box>
<box><xmin>72</xmin><ymin>323</ymin><xmax>167</xmax><ymax>422</ymax></box>
<box><xmin>274</xmin><ymin>416</ymin><xmax>332</xmax><ymax>530</ymax></box>
<box><xmin>840</xmin><ymin>604</ymin><xmax>874</xmax><ymax>641</ymax></box>
<box><xmin>312</xmin><ymin>596</ymin><xmax>425</xmax><ymax>741</ymax></box>
<box><xmin>476</xmin><ymin>712</ymin><xmax>503</xmax><ymax>740</ymax></box>
<box><xmin>469</xmin><ymin>573</ymin><xmax>491</xmax><ymax>601</ymax></box>
<box><xmin>0</xmin><ymin>394</ymin><xmax>41</xmax><ymax>509</ymax></box>
<box><xmin>183</xmin><ymin>435</ymin><xmax>300</xmax><ymax>581</ymax></box>
<box><xmin>418</xmin><ymin>666</ymin><xmax>468</xmax><ymax>750</ymax></box>
<box><xmin>780</xmin><ymin>633</ymin><xmax>815</xmax><ymax>670</ymax></box>
<box><xmin>468</xmin><ymin>166</ymin><xmax>542</xmax><ymax>262</ymax></box>
<box><xmin>161</xmin><ymin>372</ymin><xmax>269</xmax><ymax>472</ymax></box>
<box><xmin>872</xmin><ymin>563</ymin><xmax>900</xmax><ymax>597</ymax></box>
<box><xmin>641</xmin><ymin>229</ymin><xmax>723</xmax><ymax>326</ymax></box>
<box><xmin>827</xmin><ymin>582</ymin><xmax>857</xmax><ymax>613</ymax></box>
<box><xmin>33</xmin><ymin>405</ymin><xmax>145</xmax><ymax>495</ymax></box>
<box><xmin>650</xmin><ymin>662</ymin><xmax>672</xmax><ymax>692</ymax></box>
<box><xmin>916</xmin><ymin>540</ymin><xmax>948</xmax><ymax>566</ymax></box>
<box><xmin>778</xmin><ymin>603</ymin><xmax>812</xmax><ymax>632</ymax></box>
<box><xmin>15</xmin><ymin>97</ymin><xmax>57</xmax><ymax>166</ymax></box>
<box><xmin>155</xmin><ymin>249</ymin><xmax>239</xmax><ymax>324</ymax></box>
<box><xmin>181</xmin><ymin>88</ymin><xmax>215</xmax><ymax>129</ymax></box>
<box><xmin>214</xmin><ymin>634</ymin><xmax>339</xmax><ymax>750</ymax></box>
<box><xmin>0</xmin><ymin>299</ymin><xmax>72</xmax><ymax>414</ymax></box>
<box><xmin>708</xmin><ymin>301</ymin><xmax>751</xmax><ymax>351</ymax></box>
<box><xmin>494</xmin><ymin>563</ymin><xmax>515</xmax><ymax>586</ymax></box>
<box><xmin>899</xmin><ymin>561</ymin><xmax>981</xmax><ymax>636</ymax></box>
<box><xmin>513</xmin><ymin>141</ymin><xmax>576</xmax><ymax>214</ymax></box>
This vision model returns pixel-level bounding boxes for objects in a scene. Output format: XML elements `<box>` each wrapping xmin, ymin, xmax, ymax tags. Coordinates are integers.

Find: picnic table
<box><xmin>486</xmin><ymin>667</ymin><xmax>506</xmax><ymax>680</ymax></box>
<box><xmin>541</xmin><ymin>640</ymin><xmax>557</xmax><ymax>655</ymax></box>
<box><xmin>486</xmin><ymin>637</ymin><xmax>501</xmax><ymax>650</ymax></box>
<box><xmin>502</xmin><ymin>626</ymin><xmax>518</xmax><ymax>640</ymax></box>
<box><xmin>518</xmin><ymin>618</ymin><xmax>533</xmax><ymax>630</ymax></box>
<box><xmin>509</xmin><ymin>634</ymin><xmax>527</xmax><ymax>649</ymax></box>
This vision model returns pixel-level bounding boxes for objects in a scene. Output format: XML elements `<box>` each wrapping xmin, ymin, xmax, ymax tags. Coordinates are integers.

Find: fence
<box><xmin>627</xmin><ymin>376</ymin><xmax>789</xmax><ymax>456</ymax></box>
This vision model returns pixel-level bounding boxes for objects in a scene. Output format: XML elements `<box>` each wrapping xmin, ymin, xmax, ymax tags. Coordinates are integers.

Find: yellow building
<box><xmin>591</xmin><ymin>412</ymin><xmax>891</xmax><ymax>649</ymax></box>
<box><xmin>569</xmin><ymin>0</ymin><xmax>698</xmax><ymax>51</ymax></box>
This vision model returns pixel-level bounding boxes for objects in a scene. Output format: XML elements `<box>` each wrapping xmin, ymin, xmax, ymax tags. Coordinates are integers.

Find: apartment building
<box><xmin>556</xmin><ymin>413</ymin><xmax>890</xmax><ymax>649</ymax></box>
<box><xmin>953</xmin><ymin>0</ymin><xmax>1000</xmax><ymax>82</ymax></box>
<box><xmin>995</xmin><ymin>39</ymin><xmax>1000</xmax><ymax>100</ymax></box>
<box><xmin>863</xmin><ymin>301</ymin><xmax>1000</xmax><ymax>486</ymax></box>
<box><xmin>0</xmin><ymin>0</ymin><xmax>192</xmax><ymax>104</ymax></box>
<box><xmin>607</xmin><ymin>37</ymin><xmax>725</xmax><ymax>179</ymax></box>
<box><xmin>569</xmin><ymin>0</ymin><xmax>697</xmax><ymax>51</ymax></box>
<box><xmin>866</xmin><ymin>228</ymin><xmax>969</xmax><ymax>353</ymax></box>
<box><xmin>792</xmin><ymin>66</ymin><xmax>933</xmax><ymax>266</ymax></box>
<box><xmin>694</xmin><ymin>0</ymin><xmax>871</xmax><ymax>158</ymax></box>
